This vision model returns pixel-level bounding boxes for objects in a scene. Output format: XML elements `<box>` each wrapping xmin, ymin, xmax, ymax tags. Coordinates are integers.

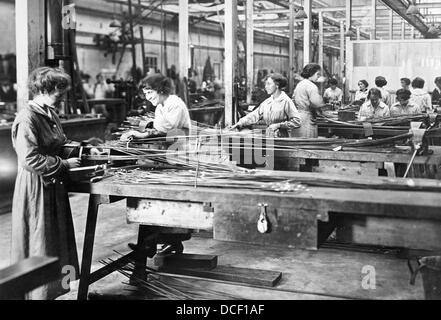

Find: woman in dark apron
<box><xmin>11</xmin><ymin>67</ymin><xmax>81</xmax><ymax>300</ymax></box>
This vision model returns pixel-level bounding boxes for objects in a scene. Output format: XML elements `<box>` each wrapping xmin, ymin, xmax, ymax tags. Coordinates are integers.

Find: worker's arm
<box><xmin>154</xmin><ymin>103</ymin><xmax>189</xmax><ymax>134</ymax></box>
<box><xmin>232</xmin><ymin>105</ymin><xmax>263</xmax><ymax>129</ymax></box>
<box><xmin>278</xmin><ymin>101</ymin><xmax>301</xmax><ymax>130</ymax></box>
<box><xmin>426</xmin><ymin>94</ymin><xmax>433</xmax><ymax>112</ymax></box>
<box><xmin>309</xmin><ymin>84</ymin><xmax>325</xmax><ymax>111</ymax></box>
<box><xmin>337</xmin><ymin>89</ymin><xmax>343</xmax><ymax>102</ymax></box>
<box><xmin>13</xmin><ymin>117</ymin><xmax>78</xmax><ymax>182</ymax></box>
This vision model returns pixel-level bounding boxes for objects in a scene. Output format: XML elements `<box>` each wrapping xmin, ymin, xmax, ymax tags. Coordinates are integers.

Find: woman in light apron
<box><xmin>292</xmin><ymin>64</ymin><xmax>324</xmax><ymax>138</ymax></box>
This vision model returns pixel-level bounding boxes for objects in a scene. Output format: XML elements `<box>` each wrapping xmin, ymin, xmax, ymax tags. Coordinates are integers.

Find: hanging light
<box><xmin>295</xmin><ymin>6</ymin><xmax>308</xmax><ymax>20</ymax></box>
<box><xmin>428</xmin><ymin>24</ymin><xmax>438</xmax><ymax>34</ymax></box>
<box><xmin>295</xmin><ymin>0</ymin><xmax>308</xmax><ymax>20</ymax></box>
<box><xmin>406</xmin><ymin>0</ymin><xmax>420</xmax><ymax>16</ymax></box>
<box><xmin>344</xmin><ymin>28</ymin><xmax>356</xmax><ymax>37</ymax></box>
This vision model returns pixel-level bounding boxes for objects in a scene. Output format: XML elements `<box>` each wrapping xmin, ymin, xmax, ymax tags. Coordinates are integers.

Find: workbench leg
<box><xmin>130</xmin><ymin>225</ymin><xmax>156</xmax><ymax>285</ymax></box>
<box><xmin>77</xmin><ymin>194</ymin><xmax>101</xmax><ymax>300</ymax></box>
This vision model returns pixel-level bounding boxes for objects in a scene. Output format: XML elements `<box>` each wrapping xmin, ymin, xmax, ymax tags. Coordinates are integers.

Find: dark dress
<box><xmin>11</xmin><ymin>101</ymin><xmax>79</xmax><ymax>300</ymax></box>
<box><xmin>432</xmin><ymin>88</ymin><xmax>441</xmax><ymax>107</ymax></box>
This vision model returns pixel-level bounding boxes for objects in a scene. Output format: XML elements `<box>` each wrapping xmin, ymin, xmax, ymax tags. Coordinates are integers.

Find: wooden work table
<box><xmin>69</xmin><ymin>170</ymin><xmax>441</xmax><ymax>299</ymax></box>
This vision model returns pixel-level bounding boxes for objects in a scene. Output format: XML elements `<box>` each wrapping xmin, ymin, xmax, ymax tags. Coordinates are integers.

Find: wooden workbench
<box><xmin>69</xmin><ymin>171</ymin><xmax>441</xmax><ymax>300</ymax></box>
<box><xmin>273</xmin><ymin>146</ymin><xmax>441</xmax><ymax>179</ymax></box>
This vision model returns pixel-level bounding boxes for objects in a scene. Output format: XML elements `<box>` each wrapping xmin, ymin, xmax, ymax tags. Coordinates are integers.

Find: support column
<box><xmin>411</xmin><ymin>26</ymin><xmax>415</xmax><ymax>39</ymax></box>
<box><xmin>401</xmin><ymin>21</ymin><xmax>405</xmax><ymax>40</ymax></box>
<box><xmin>303</xmin><ymin>0</ymin><xmax>312</xmax><ymax>65</ymax></box>
<box><xmin>179</xmin><ymin>0</ymin><xmax>189</xmax><ymax>80</ymax></box>
<box><xmin>138</xmin><ymin>0</ymin><xmax>145</xmax><ymax>75</ymax></box>
<box><xmin>224</xmin><ymin>0</ymin><xmax>237</xmax><ymax>126</ymax></box>
<box><xmin>289</xmin><ymin>0</ymin><xmax>296</xmax><ymax>93</ymax></box>
<box><xmin>246</xmin><ymin>0</ymin><xmax>253</xmax><ymax>104</ymax></box>
<box><xmin>356</xmin><ymin>27</ymin><xmax>360</xmax><ymax>40</ymax></box>
<box><xmin>345</xmin><ymin>0</ymin><xmax>352</xmax><ymax>104</ymax></box>
<box><xmin>389</xmin><ymin>10</ymin><xmax>393</xmax><ymax>40</ymax></box>
<box><xmin>15</xmin><ymin>0</ymin><xmax>45</xmax><ymax>112</ymax></box>
<box><xmin>318</xmin><ymin>12</ymin><xmax>324</xmax><ymax>72</ymax></box>
<box><xmin>371</xmin><ymin>0</ymin><xmax>376</xmax><ymax>40</ymax></box>
<box><xmin>340</xmin><ymin>21</ymin><xmax>345</xmax><ymax>80</ymax></box>
<box><xmin>127</xmin><ymin>0</ymin><xmax>137</xmax><ymax>80</ymax></box>
<box><xmin>346</xmin><ymin>0</ymin><xmax>352</xmax><ymax>33</ymax></box>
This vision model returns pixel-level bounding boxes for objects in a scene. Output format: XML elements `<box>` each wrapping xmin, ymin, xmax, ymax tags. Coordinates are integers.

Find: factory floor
<box><xmin>0</xmin><ymin>193</ymin><xmax>425</xmax><ymax>300</ymax></box>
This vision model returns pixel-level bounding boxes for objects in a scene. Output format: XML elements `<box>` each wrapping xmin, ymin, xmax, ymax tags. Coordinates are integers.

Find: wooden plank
<box><xmin>159</xmin><ymin>265</ymin><xmax>282</xmax><ymax>288</ymax></box>
<box><xmin>127</xmin><ymin>198</ymin><xmax>213</xmax><ymax>230</ymax></box>
<box><xmin>0</xmin><ymin>257</ymin><xmax>60</xmax><ymax>300</ymax></box>
<box><xmin>276</xmin><ymin>149</ymin><xmax>441</xmax><ymax>165</ymax></box>
<box><xmin>213</xmin><ymin>203</ymin><xmax>320</xmax><ymax>250</ymax></box>
<box><xmin>87</xmin><ymin>182</ymin><xmax>441</xmax><ymax>221</ymax></box>
<box><xmin>155</xmin><ymin>254</ymin><xmax>218</xmax><ymax>270</ymax></box>
<box><xmin>318</xmin><ymin>125</ymin><xmax>407</xmax><ymax>137</ymax></box>
<box><xmin>336</xmin><ymin>215</ymin><xmax>441</xmax><ymax>251</ymax></box>
<box><xmin>311</xmin><ymin>160</ymin><xmax>379</xmax><ymax>177</ymax></box>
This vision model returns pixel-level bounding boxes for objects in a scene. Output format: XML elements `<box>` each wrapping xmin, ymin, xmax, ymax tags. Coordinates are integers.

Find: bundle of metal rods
<box><xmin>318</xmin><ymin>113</ymin><xmax>430</xmax><ymax>127</ymax></box>
<box><xmin>111</xmin><ymin>168</ymin><xmax>309</xmax><ymax>193</ymax></box>
<box><xmin>106</xmin><ymin>167</ymin><xmax>441</xmax><ymax>192</ymax></box>
<box><xmin>82</xmin><ymin>128</ymin><xmax>417</xmax><ymax>177</ymax></box>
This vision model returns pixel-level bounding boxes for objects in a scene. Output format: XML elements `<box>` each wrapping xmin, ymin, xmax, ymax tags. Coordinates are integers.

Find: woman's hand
<box><xmin>120</xmin><ymin>130</ymin><xmax>139</xmax><ymax>141</ymax></box>
<box><xmin>226</xmin><ymin>124</ymin><xmax>240</xmax><ymax>131</ymax></box>
<box><xmin>89</xmin><ymin>147</ymin><xmax>105</xmax><ymax>156</ymax></box>
<box><xmin>266</xmin><ymin>124</ymin><xmax>280</xmax><ymax>137</ymax></box>
<box><xmin>66</xmin><ymin>158</ymin><xmax>81</xmax><ymax>169</ymax></box>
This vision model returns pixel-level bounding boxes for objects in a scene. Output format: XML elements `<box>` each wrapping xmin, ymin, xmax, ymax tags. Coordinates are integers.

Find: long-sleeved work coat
<box><xmin>236</xmin><ymin>91</ymin><xmax>301</xmax><ymax>137</ymax></box>
<box><xmin>10</xmin><ymin>101</ymin><xmax>79</xmax><ymax>300</ymax></box>
<box><xmin>292</xmin><ymin>79</ymin><xmax>323</xmax><ymax>138</ymax></box>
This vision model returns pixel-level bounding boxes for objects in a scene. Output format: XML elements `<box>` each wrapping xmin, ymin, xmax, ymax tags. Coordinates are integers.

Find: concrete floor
<box><xmin>0</xmin><ymin>193</ymin><xmax>425</xmax><ymax>300</ymax></box>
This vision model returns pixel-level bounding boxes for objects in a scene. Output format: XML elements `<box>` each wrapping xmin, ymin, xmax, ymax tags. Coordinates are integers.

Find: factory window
<box><xmin>144</xmin><ymin>56</ymin><xmax>158</xmax><ymax>73</ymax></box>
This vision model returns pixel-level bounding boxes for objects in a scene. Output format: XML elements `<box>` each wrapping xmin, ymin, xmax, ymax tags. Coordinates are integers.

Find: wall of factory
<box><xmin>75</xmin><ymin>11</ymin><xmax>294</xmax><ymax>87</ymax></box>
<box><xmin>0</xmin><ymin>0</ymin><xmax>15</xmax><ymax>55</ymax></box>
<box><xmin>348</xmin><ymin>39</ymin><xmax>441</xmax><ymax>92</ymax></box>
<box><xmin>0</xmin><ymin>0</ymin><xmax>337</xmax><ymax>88</ymax></box>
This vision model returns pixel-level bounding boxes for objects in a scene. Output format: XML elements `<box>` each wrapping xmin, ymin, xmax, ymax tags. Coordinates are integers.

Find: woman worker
<box><xmin>292</xmin><ymin>63</ymin><xmax>325</xmax><ymax>138</ymax></box>
<box><xmin>11</xmin><ymin>67</ymin><xmax>81</xmax><ymax>299</ymax></box>
<box><xmin>358</xmin><ymin>88</ymin><xmax>390</xmax><ymax>121</ymax></box>
<box><xmin>229</xmin><ymin>73</ymin><xmax>301</xmax><ymax>137</ymax></box>
<box><xmin>390</xmin><ymin>89</ymin><xmax>420</xmax><ymax>117</ymax></box>
<box><xmin>354</xmin><ymin>80</ymin><xmax>369</xmax><ymax>104</ymax></box>
<box><xmin>121</xmin><ymin>74</ymin><xmax>191</xmax><ymax>141</ymax></box>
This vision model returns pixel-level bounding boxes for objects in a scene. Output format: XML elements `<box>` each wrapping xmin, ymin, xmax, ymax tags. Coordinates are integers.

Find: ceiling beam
<box><xmin>381</xmin><ymin>0</ymin><xmax>429</xmax><ymax>36</ymax></box>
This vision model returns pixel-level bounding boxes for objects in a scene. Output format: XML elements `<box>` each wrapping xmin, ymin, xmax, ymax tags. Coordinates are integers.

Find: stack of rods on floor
<box><xmin>99</xmin><ymin>251</ymin><xmax>244</xmax><ymax>300</ymax></box>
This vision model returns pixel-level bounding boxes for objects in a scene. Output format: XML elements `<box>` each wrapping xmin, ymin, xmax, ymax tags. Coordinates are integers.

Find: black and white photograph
<box><xmin>1</xmin><ymin>0</ymin><xmax>441</xmax><ymax>305</ymax></box>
